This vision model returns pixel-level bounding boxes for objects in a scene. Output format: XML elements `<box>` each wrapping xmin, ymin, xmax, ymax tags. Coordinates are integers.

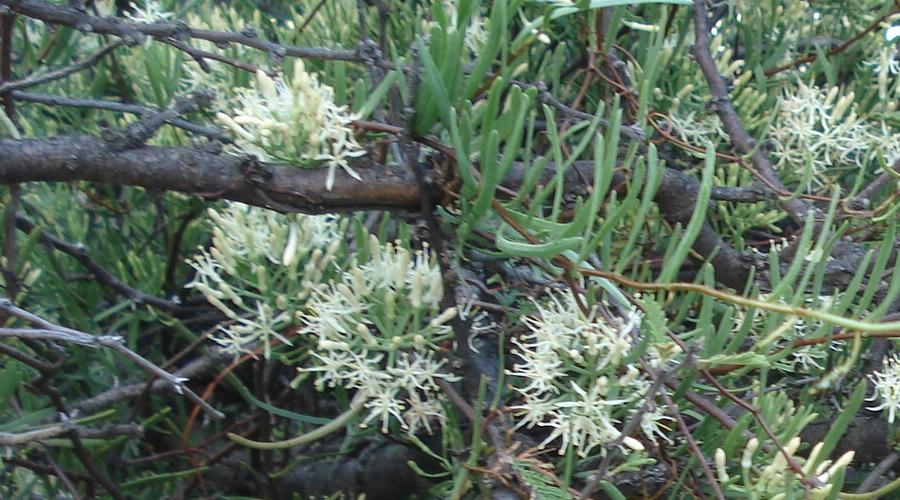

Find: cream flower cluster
<box><xmin>187</xmin><ymin>207</ymin><xmax>459</xmax><ymax>434</ymax></box>
<box><xmin>506</xmin><ymin>290</ymin><xmax>672</xmax><ymax>457</ymax></box>
<box><xmin>217</xmin><ymin>61</ymin><xmax>366</xmax><ymax>190</ymax></box>
<box><xmin>769</xmin><ymin>81</ymin><xmax>900</xmax><ymax>185</ymax></box>
<box><xmin>186</xmin><ymin>203</ymin><xmax>345</xmax><ymax>358</ymax></box>
<box><xmin>868</xmin><ymin>353</ymin><xmax>900</xmax><ymax>423</ymax></box>
<box><xmin>867</xmin><ymin>20</ymin><xmax>900</xmax><ymax>100</ymax></box>
<box><xmin>296</xmin><ymin>236</ymin><xmax>458</xmax><ymax>435</ymax></box>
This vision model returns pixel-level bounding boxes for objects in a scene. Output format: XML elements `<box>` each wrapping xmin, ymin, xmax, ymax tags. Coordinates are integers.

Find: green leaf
<box><xmin>463</xmin><ymin>0</ymin><xmax>507</xmax><ymax>98</ymax></box>
<box><xmin>357</xmin><ymin>70</ymin><xmax>401</xmax><ymax>119</ymax></box>
<box><xmin>0</xmin><ymin>362</ymin><xmax>25</xmax><ymax>408</ymax></box>
<box><xmin>698</xmin><ymin>352</ymin><xmax>770</xmax><ymax>369</ymax></box>
<box><xmin>231</xmin><ymin>376</ymin><xmax>331</xmax><ymax>426</ymax></box>
<box><xmin>470</xmin><ymin>129</ymin><xmax>501</xmax><ymax>221</ymax></box>
<box><xmin>512</xmin><ymin>461</ymin><xmax>573</xmax><ymax>500</ymax></box>
<box><xmin>657</xmin><ymin>145</ymin><xmax>715</xmax><ymax>283</ymax></box>
<box><xmin>496</xmin><ymin>222</ymin><xmax>583</xmax><ymax>258</ymax></box>
<box><xmin>540</xmin><ymin>0</ymin><xmax>692</xmax><ymax>20</ymax></box>
<box><xmin>121</xmin><ymin>467</ymin><xmax>209</xmax><ymax>489</ymax></box>
<box><xmin>416</xmin><ymin>36</ymin><xmax>453</xmax><ymax>132</ymax></box>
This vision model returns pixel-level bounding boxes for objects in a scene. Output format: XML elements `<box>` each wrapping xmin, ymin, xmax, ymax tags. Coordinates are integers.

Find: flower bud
<box><xmin>430</xmin><ymin>307</ymin><xmax>457</xmax><ymax>327</ymax></box>
<box><xmin>715</xmin><ymin>448</ymin><xmax>729</xmax><ymax>482</ymax></box>
<box><xmin>741</xmin><ymin>438</ymin><xmax>758</xmax><ymax>470</ymax></box>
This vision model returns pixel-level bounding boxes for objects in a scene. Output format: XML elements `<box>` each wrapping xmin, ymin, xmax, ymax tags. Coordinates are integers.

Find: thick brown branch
<box><xmin>0</xmin><ymin>135</ymin><xmax>425</xmax><ymax>213</ymax></box>
<box><xmin>0</xmin><ymin>135</ymin><xmax>754</xmax><ymax>288</ymax></box>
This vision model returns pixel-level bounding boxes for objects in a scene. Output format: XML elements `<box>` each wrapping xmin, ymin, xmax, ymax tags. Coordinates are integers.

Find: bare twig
<box><xmin>0</xmin><ymin>134</ymin><xmax>426</xmax><ymax>213</ymax></box>
<box><xmin>0</xmin><ymin>423</ymin><xmax>141</xmax><ymax>446</ymax></box>
<box><xmin>854</xmin><ymin>163</ymin><xmax>898</xmax><ymax>207</ymax></box>
<box><xmin>519</xmin><ymin>79</ymin><xmax>646</xmax><ymax>142</ymax></box>
<box><xmin>105</xmin><ymin>91</ymin><xmax>212</xmax><ymax>150</ymax></box>
<box><xmin>2</xmin><ymin>183</ymin><xmax>19</xmax><ymax>297</ymax></box>
<box><xmin>297</xmin><ymin>0</ymin><xmax>329</xmax><ymax>35</ymax></box>
<box><xmin>764</xmin><ymin>6</ymin><xmax>900</xmax><ymax>76</ymax></box>
<box><xmin>0</xmin><ymin>299</ymin><xmax>224</xmax><ymax>419</ymax></box>
<box><xmin>11</xmin><ymin>90</ymin><xmax>227</xmax><ymax>139</ymax></box>
<box><xmin>0</xmin><ymin>0</ymin><xmax>378</xmax><ymax>65</ymax></box>
<box><xmin>32</xmin><ymin>377</ymin><xmax>127</xmax><ymax>500</ymax></box>
<box><xmin>701</xmin><ymin>368</ymin><xmax>823</xmax><ymax>488</ymax></box>
<box><xmin>37</xmin><ymin>448</ymin><xmax>82</xmax><ymax>499</ymax></box>
<box><xmin>657</xmin><ymin>376</ymin><xmax>725</xmax><ymax>500</ymax></box>
<box><xmin>0</xmin><ymin>9</ymin><xmax>15</xmax><ymax>119</ymax></box>
<box><xmin>0</xmin><ymin>40</ymin><xmax>125</xmax><ymax>93</ymax></box>
<box><xmin>856</xmin><ymin>451</ymin><xmax>900</xmax><ymax>493</ymax></box>
<box><xmin>0</xmin><ymin>9</ymin><xmax>18</xmax><ymax>300</ymax></box>
<box><xmin>14</xmin><ymin>214</ymin><xmax>180</xmax><ymax>311</ymax></box>
<box><xmin>5</xmin><ymin>455</ymin><xmax>91</xmax><ymax>486</ymax></box>
<box><xmin>70</xmin><ymin>349</ymin><xmax>228</xmax><ymax>416</ymax></box>
<box><xmin>710</xmin><ymin>184</ymin><xmax>774</xmax><ymax>203</ymax></box>
<box><xmin>161</xmin><ymin>38</ymin><xmax>264</xmax><ymax>75</ymax></box>
<box><xmin>0</xmin><ymin>341</ymin><xmax>54</xmax><ymax>372</ymax></box>
<box><xmin>578</xmin><ymin>355</ymin><xmax>683</xmax><ymax>499</ymax></box>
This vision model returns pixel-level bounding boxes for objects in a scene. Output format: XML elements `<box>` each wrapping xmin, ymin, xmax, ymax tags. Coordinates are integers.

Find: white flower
<box><xmin>192</xmin><ymin>210</ymin><xmax>458</xmax><ymax>436</ymax></box>
<box><xmin>360</xmin><ymin>380</ymin><xmax>407</xmax><ymax>433</ymax></box>
<box><xmin>512</xmin><ymin>290</ymin><xmax>635</xmax><ymax>378</ymax></box>
<box><xmin>867</xmin><ymin>46</ymin><xmax>900</xmax><ymax>76</ymax></box>
<box><xmin>506</xmin><ymin>344</ymin><xmax>566</xmax><ymax>395</ymax></box>
<box><xmin>768</xmin><ymin>81</ymin><xmax>900</xmax><ymax>186</ymax></box>
<box><xmin>305</xmin><ymin>350</ymin><xmax>384</xmax><ymax>391</ymax></box>
<box><xmin>211</xmin><ymin>302</ymin><xmax>292</xmax><ymax>359</ymax></box>
<box><xmin>293</xmin><ymin>236</ymin><xmax>458</xmax><ymax>435</ymax></box>
<box><xmin>512</xmin><ymin>393</ymin><xmax>561</xmax><ymax>430</ymax></box>
<box><xmin>507</xmin><ymin>289</ymin><xmax>658</xmax><ymax>457</ymax></box>
<box><xmin>637</xmin><ymin>407</ymin><xmax>674</xmax><ymax>445</ymax></box>
<box><xmin>666</xmin><ymin>110</ymin><xmax>728</xmax><ymax>149</ymax></box>
<box><xmin>388</xmin><ymin>351</ymin><xmax>452</xmax><ymax>393</ymax></box>
<box><xmin>218</xmin><ymin>61</ymin><xmax>366</xmax><ymax>190</ymax></box>
<box><xmin>464</xmin><ymin>14</ymin><xmax>488</xmax><ymax>54</ymax></box>
<box><xmin>538</xmin><ymin>379</ymin><xmax>627</xmax><ymax>457</ymax></box>
<box><xmin>353</xmin><ymin>239</ymin><xmax>444</xmax><ymax>310</ymax></box>
<box><xmin>425</xmin><ymin>2</ymin><xmax>488</xmax><ymax>55</ymax></box>
<box><xmin>200</xmin><ymin>203</ymin><xmax>341</xmax><ymax>266</ymax></box>
<box><xmin>403</xmin><ymin>392</ymin><xmax>446</xmax><ymax>435</ymax></box>
<box><xmin>868</xmin><ymin>353</ymin><xmax>900</xmax><ymax>423</ymax></box>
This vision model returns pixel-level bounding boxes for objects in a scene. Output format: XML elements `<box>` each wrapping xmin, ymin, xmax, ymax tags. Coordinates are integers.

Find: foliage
<box><xmin>0</xmin><ymin>0</ymin><xmax>899</xmax><ymax>498</ymax></box>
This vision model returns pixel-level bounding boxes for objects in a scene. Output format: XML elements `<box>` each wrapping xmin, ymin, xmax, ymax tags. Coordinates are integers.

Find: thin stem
<box><xmin>226</xmin><ymin>392</ymin><xmax>366</xmax><ymax>450</ymax></box>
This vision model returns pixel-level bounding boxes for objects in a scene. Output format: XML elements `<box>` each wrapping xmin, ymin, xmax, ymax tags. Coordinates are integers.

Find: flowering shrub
<box><xmin>4</xmin><ymin>0</ymin><xmax>900</xmax><ymax>498</ymax></box>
